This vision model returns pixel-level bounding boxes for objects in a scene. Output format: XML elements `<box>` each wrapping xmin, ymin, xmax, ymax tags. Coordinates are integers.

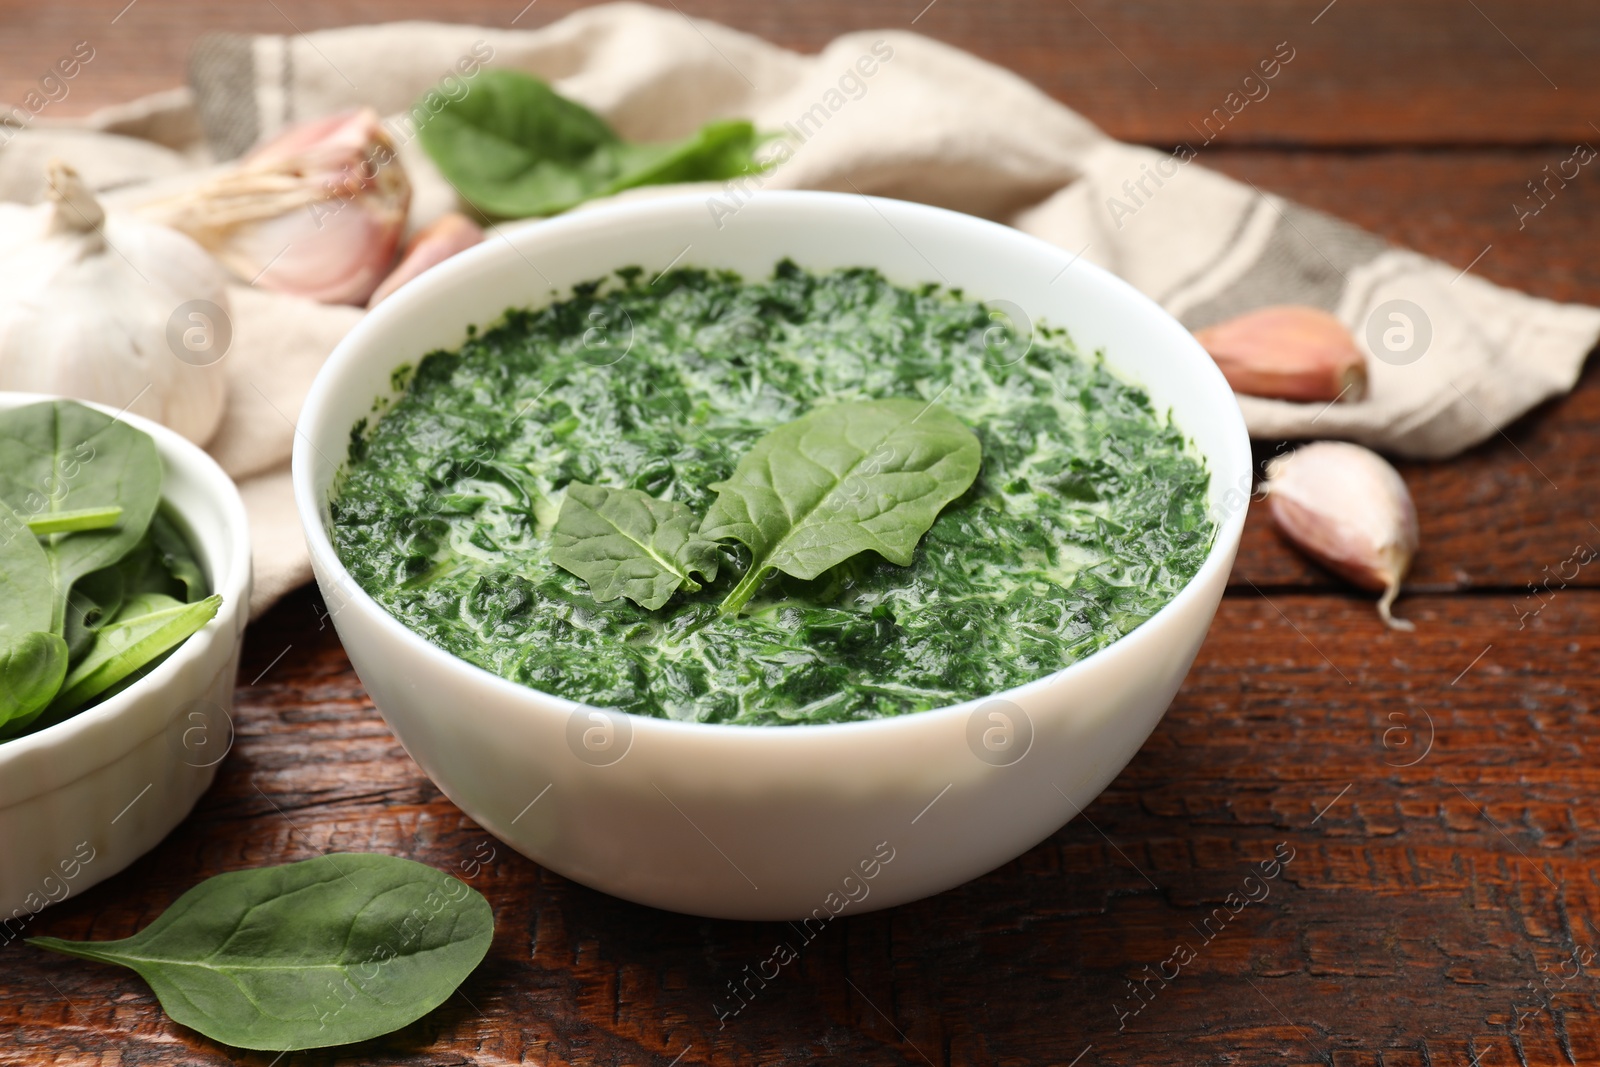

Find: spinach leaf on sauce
<box><xmin>330</xmin><ymin>263</ymin><xmax>1215</xmax><ymax>725</ymax></box>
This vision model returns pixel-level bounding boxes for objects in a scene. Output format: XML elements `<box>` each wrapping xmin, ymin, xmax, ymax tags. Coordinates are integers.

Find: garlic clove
<box><xmin>243</xmin><ymin>108</ymin><xmax>380</xmax><ymax>170</ymax></box>
<box><xmin>0</xmin><ymin>161</ymin><xmax>229</xmax><ymax>446</ymax></box>
<box><xmin>367</xmin><ymin>213</ymin><xmax>486</xmax><ymax>308</ymax></box>
<box><xmin>1263</xmin><ymin>441</ymin><xmax>1419</xmax><ymax>630</ymax></box>
<box><xmin>140</xmin><ymin>108</ymin><xmax>410</xmax><ymax>306</ymax></box>
<box><xmin>1194</xmin><ymin>305</ymin><xmax>1368</xmax><ymax>403</ymax></box>
<box><xmin>223</xmin><ymin>186</ymin><xmax>404</xmax><ymax>306</ymax></box>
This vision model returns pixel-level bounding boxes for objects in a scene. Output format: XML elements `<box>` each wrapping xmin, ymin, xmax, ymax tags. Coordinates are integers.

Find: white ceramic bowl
<box><xmin>295</xmin><ymin>192</ymin><xmax>1250</xmax><ymax>920</ymax></box>
<box><xmin>0</xmin><ymin>393</ymin><xmax>251</xmax><ymax>925</ymax></box>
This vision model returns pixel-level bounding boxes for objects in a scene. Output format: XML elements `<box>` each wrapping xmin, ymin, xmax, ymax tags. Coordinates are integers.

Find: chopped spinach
<box><xmin>330</xmin><ymin>263</ymin><xmax>1216</xmax><ymax>725</ymax></box>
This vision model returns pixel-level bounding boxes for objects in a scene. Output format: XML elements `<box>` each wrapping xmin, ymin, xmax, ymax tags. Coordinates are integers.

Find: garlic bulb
<box><xmin>0</xmin><ymin>161</ymin><xmax>228</xmax><ymax>445</ymax></box>
<box><xmin>1194</xmin><ymin>305</ymin><xmax>1367</xmax><ymax>403</ymax></box>
<box><xmin>1263</xmin><ymin>441</ymin><xmax>1419</xmax><ymax>630</ymax></box>
<box><xmin>368</xmin><ymin>212</ymin><xmax>485</xmax><ymax>308</ymax></box>
<box><xmin>141</xmin><ymin>108</ymin><xmax>410</xmax><ymax>306</ymax></box>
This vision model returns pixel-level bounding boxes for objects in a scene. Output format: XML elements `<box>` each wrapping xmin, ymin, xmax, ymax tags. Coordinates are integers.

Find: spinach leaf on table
<box><xmin>0</xmin><ymin>400</ymin><xmax>161</xmax><ymax>632</ymax></box>
<box><xmin>30</xmin><ymin>853</ymin><xmax>495</xmax><ymax>1052</ymax></box>
<box><xmin>702</xmin><ymin>399</ymin><xmax>983</xmax><ymax>614</ymax></box>
<box><xmin>418</xmin><ymin>69</ymin><xmax>770</xmax><ymax>218</ymax></box>
<box><xmin>549</xmin><ymin>483</ymin><xmax>721</xmax><ymax>610</ymax></box>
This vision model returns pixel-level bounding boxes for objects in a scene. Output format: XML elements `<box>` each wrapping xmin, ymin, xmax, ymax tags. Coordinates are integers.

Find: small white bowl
<box><xmin>295</xmin><ymin>192</ymin><xmax>1250</xmax><ymax>920</ymax></box>
<box><xmin>0</xmin><ymin>393</ymin><xmax>250</xmax><ymax>926</ymax></box>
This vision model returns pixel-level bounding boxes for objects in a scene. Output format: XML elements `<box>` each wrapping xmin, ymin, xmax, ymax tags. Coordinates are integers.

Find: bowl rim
<box><xmin>294</xmin><ymin>190</ymin><xmax>1250</xmax><ymax>740</ymax></box>
<box><xmin>0</xmin><ymin>391</ymin><xmax>252</xmax><ymax>767</ymax></box>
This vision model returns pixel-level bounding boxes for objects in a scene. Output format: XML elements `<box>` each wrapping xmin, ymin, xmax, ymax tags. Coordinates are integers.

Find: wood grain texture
<box><xmin>5</xmin><ymin>586</ymin><xmax>1599</xmax><ymax>1066</ymax></box>
<box><xmin>3</xmin><ymin>0</ymin><xmax>1599</xmax><ymax>1064</ymax></box>
<box><xmin>0</xmin><ymin>0</ymin><xmax>1597</xmax><ymax>145</ymax></box>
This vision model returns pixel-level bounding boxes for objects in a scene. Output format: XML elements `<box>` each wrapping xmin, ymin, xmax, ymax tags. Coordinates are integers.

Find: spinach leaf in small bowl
<box><xmin>0</xmin><ymin>399</ymin><xmax>222</xmax><ymax>740</ymax></box>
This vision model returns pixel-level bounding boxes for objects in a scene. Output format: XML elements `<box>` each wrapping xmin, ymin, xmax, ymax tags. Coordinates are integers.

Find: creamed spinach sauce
<box><xmin>331</xmin><ymin>263</ymin><xmax>1215</xmax><ymax>724</ymax></box>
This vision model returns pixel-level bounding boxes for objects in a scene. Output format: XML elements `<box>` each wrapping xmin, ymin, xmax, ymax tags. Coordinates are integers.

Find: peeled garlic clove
<box><xmin>141</xmin><ymin>108</ymin><xmax>410</xmax><ymax>306</ymax></box>
<box><xmin>1194</xmin><ymin>305</ymin><xmax>1367</xmax><ymax>403</ymax></box>
<box><xmin>1263</xmin><ymin>441</ymin><xmax>1418</xmax><ymax>630</ymax></box>
<box><xmin>0</xmin><ymin>161</ymin><xmax>229</xmax><ymax>445</ymax></box>
<box><xmin>367</xmin><ymin>213</ymin><xmax>485</xmax><ymax>308</ymax></box>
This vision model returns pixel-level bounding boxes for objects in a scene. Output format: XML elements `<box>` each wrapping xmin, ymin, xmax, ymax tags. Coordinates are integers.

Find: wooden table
<box><xmin>4</xmin><ymin>1</ymin><xmax>1599</xmax><ymax>1063</ymax></box>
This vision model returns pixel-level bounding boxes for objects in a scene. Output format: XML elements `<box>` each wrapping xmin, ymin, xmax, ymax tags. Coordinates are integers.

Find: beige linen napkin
<box><xmin>4</xmin><ymin>2</ymin><xmax>1595</xmax><ymax>617</ymax></box>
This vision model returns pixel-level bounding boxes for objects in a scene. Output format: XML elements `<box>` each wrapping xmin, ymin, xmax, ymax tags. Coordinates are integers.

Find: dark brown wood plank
<box><xmin>4</xmin><ymin>585</ymin><xmax>1597</xmax><ymax>1067</ymax></box>
<box><xmin>1</xmin><ymin>0</ymin><xmax>1597</xmax><ymax>146</ymax></box>
<box><xmin>3</xmin><ymin>3</ymin><xmax>1597</xmax><ymax>1065</ymax></box>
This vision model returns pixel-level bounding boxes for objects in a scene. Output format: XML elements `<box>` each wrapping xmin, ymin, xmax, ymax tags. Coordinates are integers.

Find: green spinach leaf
<box><xmin>149</xmin><ymin>509</ymin><xmax>207</xmax><ymax>601</ymax></box>
<box><xmin>549</xmin><ymin>483</ymin><xmax>721</xmax><ymax>610</ymax></box>
<box><xmin>25</xmin><ymin>505</ymin><xmax>123</xmax><ymax>535</ymax></box>
<box><xmin>117</xmin><ymin>591</ymin><xmax>188</xmax><ymax>617</ymax></box>
<box><xmin>0</xmin><ymin>501</ymin><xmax>68</xmax><ymax>731</ymax></box>
<box><xmin>0</xmin><ymin>631</ymin><xmax>68</xmax><ymax>737</ymax></box>
<box><xmin>418</xmin><ymin>69</ymin><xmax>769</xmax><ymax>218</ymax></box>
<box><xmin>48</xmin><ymin>594</ymin><xmax>220</xmax><ymax>715</ymax></box>
<box><xmin>0</xmin><ymin>504</ymin><xmax>53</xmax><ymax>645</ymax></box>
<box><xmin>30</xmin><ymin>853</ymin><xmax>494</xmax><ymax>1051</ymax></box>
<box><xmin>63</xmin><ymin>564</ymin><xmax>125</xmax><ymax>663</ymax></box>
<box><xmin>0</xmin><ymin>401</ymin><xmax>161</xmax><ymax>632</ymax></box>
<box><xmin>702</xmin><ymin>399</ymin><xmax>982</xmax><ymax>614</ymax></box>
<box><xmin>118</xmin><ymin>533</ymin><xmax>185</xmax><ymax>601</ymax></box>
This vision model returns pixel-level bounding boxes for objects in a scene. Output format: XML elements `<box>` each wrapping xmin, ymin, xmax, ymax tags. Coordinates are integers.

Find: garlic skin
<box><xmin>0</xmin><ymin>161</ymin><xmax>228</xmax><ymax>445</ymax></box>
<box><xmin>1195</xmin><ymin>305</ymin><xmax>1368</xmax><ymax>403</ymax></box>
<box><xmin>141</xmin><ymin>109</ymin><xmax>410</xmax><ymax>306</ymax></box>
<box><xmin>368</xmin><ymin>212</ymin><xmax>485</xmax><ymax>308</ymax></box>
<box><xmin>1263</xmin><ymin>441</ymin><xmax>1419</xmax><ymax>630</ymax></box>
